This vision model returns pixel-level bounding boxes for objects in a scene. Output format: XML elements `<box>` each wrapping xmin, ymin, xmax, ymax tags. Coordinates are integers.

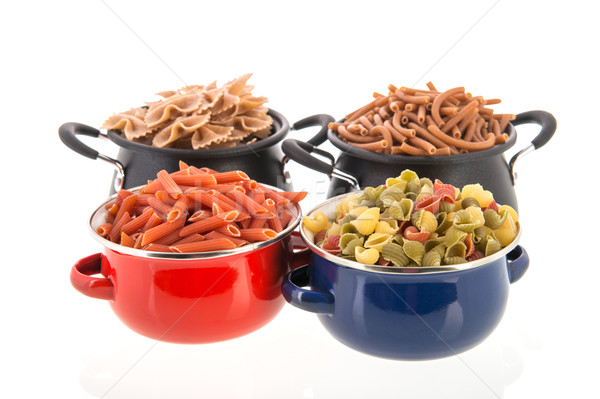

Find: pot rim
<box><xmin>106</xmin><ymin>108</ymin><xmax>290</xmax><ymax>157</ymax></box>
<box><xmin>300</xmin><ymin>192</ymin><xmax>521</xmax><ymax>275</ymax></box>
<box><xmin>327</xmin><ymin>120</ymin><xmax>517</xmax><ymax>164</ymax></box>
<box><xmin>88</xmin><ymin>183</ymin><xmax>302</xmax><ymax>260</ymax></box>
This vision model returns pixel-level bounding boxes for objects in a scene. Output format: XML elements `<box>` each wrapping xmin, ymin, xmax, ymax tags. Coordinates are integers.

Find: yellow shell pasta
<box><xmin>303</xmin><ymin>211</ymin><xmax>330</xmax><ymax>233</ymax></box>
<box><xmin>364</xmin><ymin>233</ymin><xmax>393</xmax><ymax>252</ymax></box>
<box><xmin>350</xmin><ymin>207</ymin><xmax>380</xmax><ymax>235</ymax></box>
<box><xmin>355</xmin><ymin>247</ymin><xmax>380</xmax><ymax>265</ymax></box>
<box><xmin>493</xmin><ymin>213</ymin><xmax>518</xmax><ymax>247</ymax></box>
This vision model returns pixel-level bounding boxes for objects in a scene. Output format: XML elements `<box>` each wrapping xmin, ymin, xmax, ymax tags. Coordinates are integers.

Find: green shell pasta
<box><xmin>381</xmin><ymin>242</ymin><xmax>410</xmax><ymax>266</ymax></box>
<box><xmin>403</xmin><ymin>240</ymin><xmax>425</xmax><ymax>266</ymax></box>
<box><xmin>461</xmin><ymin>197</ymin><xmax>480</xmax><ymax>209</ymax></box>
<box><xmin>342</xmin><ymin>236</ymin><xmax>365</xmax><ymax>256</ymax></box>
<box><xmin>376</xmin><ymin>186</ymin><xmax>406</xmax><ymax>208</ymax></box>
<box><xmin>483</xmin><ymin>208</ymin><xmax>508</xmax><ymax>230</ymax></box>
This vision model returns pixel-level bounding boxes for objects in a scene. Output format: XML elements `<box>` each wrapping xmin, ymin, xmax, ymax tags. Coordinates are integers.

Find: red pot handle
<box><xmin>290</xmin><ymin>231</ymin><xmax>311</xmax><ymax>270</ymax></box>
<box><xmin>70</xmin><ymin>253</ymin><xmax>114</xmax><ymax>300</ymax></box>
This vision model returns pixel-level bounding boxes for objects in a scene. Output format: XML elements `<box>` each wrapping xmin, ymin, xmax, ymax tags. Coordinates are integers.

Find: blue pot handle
<box><xmin>282</xmin><ymin>265</ymin><xmax>335</xmax><ymax>315</ymax></box>
<box><xmin>506</xmin><ymin>245</ymin><xmax>529</xmax><ymax>284</ymax></box>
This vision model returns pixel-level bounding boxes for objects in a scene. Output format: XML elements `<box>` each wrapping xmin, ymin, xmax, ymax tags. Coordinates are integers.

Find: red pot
<box><xmin>70</xmin><ymin>192</ymin><xmax>307</xmax><ymax>344</ymax></box>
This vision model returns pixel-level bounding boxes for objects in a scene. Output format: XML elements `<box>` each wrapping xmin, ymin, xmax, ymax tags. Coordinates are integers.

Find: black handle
<box><xmin>511</xmin><ymin>110</ymin><xmax>556</xmax><ymax>150</ymax></box>
<box><xmin>282</xmin><ymin>138</ymin><xmax>336</xmax><ymax>176</ymax></box>
<box><xmin>292</xmin><ymin>114</ymin><xmax>335</xmax><ymax>146</ymax></box>
<box><xmin>58</xmin><ymin>122</ymin><xmax>102</xmax><ymax>160</ymax></box>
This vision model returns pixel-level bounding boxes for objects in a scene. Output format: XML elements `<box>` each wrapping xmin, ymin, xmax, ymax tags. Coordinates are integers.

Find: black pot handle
<box><xmin>292</xmin><ymin>114</ymin><xmax>334</xmax><ymax>146</ymax></box>
<box><xmin>508</xmin><ymin>110</ymin><xmax>557</xmax><ymax>183</ymax></box>
<box><xmin>283</xmin><ymin>114</ymin><xmax>360</xmax><ymax>189</ymax></box>
<box><xmin>58</xmin><ymin>122</ymin><xmax>125</xmax><ymax>192</ymax></box>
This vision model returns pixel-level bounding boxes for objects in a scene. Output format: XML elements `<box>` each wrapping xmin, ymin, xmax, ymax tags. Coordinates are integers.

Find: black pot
<box><xmin>59</xmin><ymin>110</ymin><xmax>333</xmax><ymax>194</ymax></box>
<box><xmin>282</xmin><ymin>110</ymin><xmax>556</xmax><ymax>210</ymax></box>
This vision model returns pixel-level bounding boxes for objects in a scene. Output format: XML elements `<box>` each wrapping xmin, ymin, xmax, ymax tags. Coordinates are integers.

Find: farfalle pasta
<box><xmin>101</xmin><ymin>74</ymin><xmax>273</xmax><ymax>150</ymax></box>
<box><xmin>303</xmin><ymin>170</ymin><xmax>519</xmax><ymax>266</ymax></box>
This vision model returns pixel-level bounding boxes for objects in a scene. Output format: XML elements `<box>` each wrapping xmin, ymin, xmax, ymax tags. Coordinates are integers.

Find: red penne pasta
<box><xmin>121</xmin><ymin>207</ymin><xmax>153</xmax><ymax>235</ymax></box>
<box><xmin>171</xmin><ymin>233</ymin><xmax>206</xmax><ymax>246</ymax></box>
<box><xmin>188</xmin><ymin>209</ymin><xmax>212</xmax><ymax>222</ymax></box>
<box><xmin>141</xmin><ymin>217</ymin><xmax>186</xmax><ymax>247</ymax></box>
<box><xmin>108</xmin><ymin>211</ymin><xmax>131</xmax><ymax>243</ymax></box>
<box><xmin>96</xmin><ymin>223</ymin><xmax>112</xmax><ymax>237</ymax></box>
<box><xmin>120</xmin><ymin>232</ymin><xmax>135</xmax><ymax>248</ymax></box>
<box><xmin>238</xmin><ymin>228</ymin><xmax>278</xmax><ymax>242</ymax></box>
<box><xmin>278</xmin><ymin>191</ymin><xmax>308</xmax><ymax>203</ymax></box>
<box><xmin>148</xmin><ymin>196</ymin><xmax>172</xmax><ymax>219</ymax></box>
<box><xmin>213</xmin><ymin>170</ymin><xmax>249</xmax><ymax>183</ymax></box>
<box><xmin>204</xmin><ymin>231</ymin><xmax>248</xmax><ymax>247</ymax></box>
<box><xmin>96</xmin><ymin>166</ymin><xmax>304</xmax><ymax>254</ymax></box>
<box><xmin>114</xmin><ymin>193</ymin><xmax>138</xmax><ymax>224</ymax></box>
<box><xmin>144</xmin><ymin>243</ymin><xmax>172</xmax><ymax>252</ymax></box>
<box><xmin>215</xmin><ymin>224</ymin><xmax>241</xmax><ymax>237</ymax></box>
<box><xmin>179</xmin><ymin>211</ymin><xmax>239</xmax><ymax>237</ymax></box>
<box><xmin>170</xmin><ymin>173</ymin><xmax>218</xmax><ymax>187</ymax></box>
<box><xmin>170</xmin><ymin>238</ymin><xmax>237</xmax><ymax>253</ymax></box>
<box><xmin>226</xmin><ymin>189</ymin><xmax>269</xmax><ymax>218</ymax></box>
<box><xmin>157</xmin><ymin>169</ymin><xmax>183</xmax><ymax>199</ymax></box>
<box><xmin>168</xmin><ymin>194</ymin><xmax>191</xmax><ymax>221</ymax></box>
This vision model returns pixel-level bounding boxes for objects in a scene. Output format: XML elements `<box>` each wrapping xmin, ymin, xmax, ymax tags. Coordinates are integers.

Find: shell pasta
<box><xmin>96</xmin><ymin>163</ymin><xmax>305</xmax><ymax>253</ymax></box>
<box><xmin>304</xmin><ymin>169</ymin><xmax>519</xmax><ymax>266</ymax></box>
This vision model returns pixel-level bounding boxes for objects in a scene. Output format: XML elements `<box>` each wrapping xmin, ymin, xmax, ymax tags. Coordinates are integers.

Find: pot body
<box><xmin>284</xmin><ymin>245</ymin><xmax>527</xmax><ymax>360</ymax></box>
<box><xmin>58</xmin><ymin>109</ymin><xmax>293</xmax><ymax>195</ymax></box>
<box><xmin>72</xmin><ymin>234</ymin><xmax>297</xmax><ymax>344</ymax></box>
<box><xmin>112</xmin><ymin>140</ymin><xmax>289</xmax><ymax>193</ymax></box>
<box><xmin>328</xmin><ymin>152</ymin><xmax>517</xmax><ymax>208</ymax></box>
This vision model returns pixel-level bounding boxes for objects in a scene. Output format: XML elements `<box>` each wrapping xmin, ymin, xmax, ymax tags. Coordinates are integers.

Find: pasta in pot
<box><xmin>95</xmin><ymin>162</ymin><xmax>306</xmax><ymax>253</ymax></box>
<box><xmin>303</xmin><ymin>169</ymin><xmax>519</xmax><ymax>267</ymax></box>
<box><xmin>101</xmin><ymin>74</ymin><xmax>273</xmax><ymax>150</ymax></box>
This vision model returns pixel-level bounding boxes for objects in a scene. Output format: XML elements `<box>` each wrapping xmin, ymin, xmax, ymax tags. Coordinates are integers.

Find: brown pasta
<box><xmin>330</xmin><ymin>81</ymin><xmax>515</xmax><ymax>156</ymax></box>
<box><xmin>101</xmin><ymin>74</ymin><xmax>273</xmax><ymax>150</ymax></box>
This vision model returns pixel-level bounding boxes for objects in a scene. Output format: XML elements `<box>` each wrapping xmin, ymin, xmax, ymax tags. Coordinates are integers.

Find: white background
<box><xmin>1</xmin><ymin>0</ymin><xmax>598</xmax><ymax>398</ymax></box>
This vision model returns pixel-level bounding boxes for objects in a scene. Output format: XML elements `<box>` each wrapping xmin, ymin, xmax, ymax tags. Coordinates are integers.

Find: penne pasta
<box><xmin>95</xmin><ymin>167</ymin><xmax>306</xmax><ymax>254</ymax></box>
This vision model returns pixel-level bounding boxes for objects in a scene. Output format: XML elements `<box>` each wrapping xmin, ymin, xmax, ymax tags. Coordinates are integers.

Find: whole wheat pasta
<box><xmin>417</xmin><ymin>104</ymin><xmax>426</xmax><ymax>123</ymax></box>
<box><xmin>338</xmin><ymin>125</ymin><xmax>381</xmax><ymax>143</ymax></box>
<box><xmin>406</xmin><ymin>122</ymin><xmax>449</xmax><ymax>149</ymax></box>
<box><xmin>383</xmin><ymin>120</ymin><xmax>408</xmax><ymax>144</ymax></box>
<box><xmin>346</xmin><ymin>140</ymin><xmax>388</xmax><ymax>151</ymax></box>
<box><xmin>407</xmin><ymin>136</ymin><xmax>436</xmax><ymax>154</ymax></box>
<box><xmin>392</xmin><ymin>113</ymin><xmax>416</xmax><ymax>137</ymax></box>
<box><xmin>427</xmin><ymin>124</ymin><xmax>496</xmax><ymax>151</ymax></box>
<box><xmin>441</xmin><ymin>100</ymin><xmax>479</xmax><ymax>134</ymax></box>
<box><xmin>370</xmin><ymin>125</ymin><xmax>393</xmax><ymax>153</ymax></box>
<box><xmin>431</xmin><ymin>87</ymin><xmax>466</xmax><ymax>127</ymax></box>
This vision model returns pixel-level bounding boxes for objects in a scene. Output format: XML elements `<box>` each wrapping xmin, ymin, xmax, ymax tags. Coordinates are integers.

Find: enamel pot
<box><xmin>281</xmin><ymin>193</ymin><xmax>529</xmax><ymax>360</ymax></box>
<box><xmin>59</xmin><ymin>111</ymin><xmax>333</xmax><ymax>194</ymax></box>
<box><xmin>282</xmin><ymin>110</ymin><xmax>556</xmax><ymax>210</ymax></box>
<box><xmin>70</xmin><ymin>188</ymin><xmax>310</xmax><ymax>344</ymax></box>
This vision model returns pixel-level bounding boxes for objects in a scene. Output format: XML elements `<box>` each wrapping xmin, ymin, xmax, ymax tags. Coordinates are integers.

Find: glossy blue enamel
<box><xmin>282</xmin><ymin>245</ymin><xmax>528</xmax><ymax>360</ymax></box>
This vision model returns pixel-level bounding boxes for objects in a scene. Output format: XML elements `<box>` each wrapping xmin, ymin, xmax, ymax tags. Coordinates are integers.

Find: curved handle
<box><xmin>292</xmin><ymin>114</ymin><xmax>335</xmax><ymax>146</ymax></box>
<box><xmin>506</xmin><ymin>245</ymin><xmax>529</xmax><ymax>284</ymax></box>
<box><xmin>282</xmin><ymin>138</ymin><xmax>336</xmax><ymax>176</ymax></box>
<box><xmin>281</xmin><ymin>265</ymin><xmax>335</xmax><ymax>314</ymax></box>
<box><xmin>508</xmin><ymin>111</ymin><xmax>557</xmax><ymax>183</ymax></box>
<box><xmin>70</xmin><ymin>253</ymin><xmax>114</xmax><ymax>300</ymax></box>
<box><xmin>58</xmin><ymin>122</ymin><xmax>125</xmax><ymax>192</ymax></box>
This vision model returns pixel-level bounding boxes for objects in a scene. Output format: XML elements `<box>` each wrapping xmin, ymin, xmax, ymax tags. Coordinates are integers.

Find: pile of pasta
<box><xmin>303</xmin><ymin>170</ymin><xmax>519</xmax><ymax>267</ymax></box>
<box><xmin>96</xmin><ymin>162</ymin><xmax>306</xmax><ymax>253</ymax></box>
<box><xmin>329</xmin><ymin>82</ymin><xmax>515</xmax><ymax>156</ymax></box>
<box><xmin>101</xmin><ymin>73</ymin><xmax>273</xmax><ymax>150</ymax></box>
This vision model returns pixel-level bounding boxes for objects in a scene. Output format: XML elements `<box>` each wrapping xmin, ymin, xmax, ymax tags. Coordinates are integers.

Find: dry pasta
<box><xmin>96</xmin><ymin>164</ymin><xmax>305</xmax><ymax>253</ymax></box>
<box><xmin>101</xmin><ymin>74</ymin><xmax>274</xmax><ymax>150</ymax></box>
<box><xmin>330</xmin><ymin>83</ymin><xmax>515</xmax><ymax>156</ymax></box>
<box><xmin>304</xmin><ymin>169</ymin><xmax>519</xmax><ymax>266</ymax></box>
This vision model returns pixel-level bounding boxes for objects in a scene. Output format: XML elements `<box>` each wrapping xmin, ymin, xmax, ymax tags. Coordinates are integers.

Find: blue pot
<box><xmin>281</xmin><ymin>194</ymin><xmax>529</xmax><ymax>361</ymax></box>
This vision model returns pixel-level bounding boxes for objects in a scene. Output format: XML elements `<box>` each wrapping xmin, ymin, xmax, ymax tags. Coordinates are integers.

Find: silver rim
<box><xmin>88</xmin><ymin>184</ymin><xmax>302</xmax><ymax>260</ymax></box>
<box><xmin>301</xmin><ymin>192</ymin><xmax>521</xmax><ymax>275</ymax></box>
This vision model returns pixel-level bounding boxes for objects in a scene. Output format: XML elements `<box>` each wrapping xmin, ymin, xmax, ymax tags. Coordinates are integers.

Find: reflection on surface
<box><xmin>79</xmin><ymin>310</ymin><xmax>523</xmax><ymax>399</ymax></box>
